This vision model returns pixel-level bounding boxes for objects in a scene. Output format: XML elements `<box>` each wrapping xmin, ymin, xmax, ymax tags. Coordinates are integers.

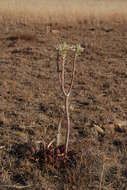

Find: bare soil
<box><xmin>0</xmin><ymin>20</ymin><xmax>127</xmax><ymax>190</ymax></box>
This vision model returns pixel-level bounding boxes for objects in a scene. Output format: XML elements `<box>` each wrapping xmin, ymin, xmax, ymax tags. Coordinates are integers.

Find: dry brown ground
<box><xmin>0</xmin><ymin>16</ymin><xmax>127</xmax><ymax>190</ymax></box>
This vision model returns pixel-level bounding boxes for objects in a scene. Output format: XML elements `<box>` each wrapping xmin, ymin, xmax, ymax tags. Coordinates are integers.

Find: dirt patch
<box><xmin>0</xmin><ymin>19</ymin><xmax>127</xmax><ymax>190</ymax></box>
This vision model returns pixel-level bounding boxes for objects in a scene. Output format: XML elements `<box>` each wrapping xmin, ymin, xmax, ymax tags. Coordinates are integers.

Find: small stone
<box><xmin>115</xmin><ymin>120</ymin><xmax>127</xmax><ymax>133</ymax></box>
<box><xmin>52</xmin><ymin>30</ymin><xmax>60</xmax><ymax>35</ymax></box>
<box><xmin>94</xmin><ymin>124</ymin><xmax>105</xmax><ymax>135</ymax></box>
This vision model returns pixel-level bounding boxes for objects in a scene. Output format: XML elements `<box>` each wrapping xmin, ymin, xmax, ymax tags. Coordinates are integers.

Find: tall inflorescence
<box><xmin>56</xmin><ymin>42</ymin><xmax>84</xmax><ymax>154</ymax></box>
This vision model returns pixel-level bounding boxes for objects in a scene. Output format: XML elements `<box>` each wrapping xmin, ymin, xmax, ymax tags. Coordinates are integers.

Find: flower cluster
<box><xmin>56</xmin><ymin>42</ymin><xmax>84</xmax><ymax>58</ymax></box>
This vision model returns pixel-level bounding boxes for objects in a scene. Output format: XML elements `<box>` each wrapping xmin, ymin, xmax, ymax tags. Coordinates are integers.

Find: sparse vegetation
<box><xmin>0</xmin><ymin>1</ymin><xmax>127</xmax><ymax>190</ymax></box>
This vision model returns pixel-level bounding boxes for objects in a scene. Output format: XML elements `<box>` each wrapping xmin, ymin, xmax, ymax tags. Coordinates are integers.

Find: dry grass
<box><xmin>0</xmin><ymin>0</ymin><xmax>127</xmax><ymax>24</ymax></box>
<box><xmin>0</xmin><ymin>1</ymin><xmax>127</xmax><ymax>189</ymax></box>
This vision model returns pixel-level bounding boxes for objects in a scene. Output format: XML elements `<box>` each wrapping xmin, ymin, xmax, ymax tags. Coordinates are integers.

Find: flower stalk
<box><xmin>56</xmin><ymin>42</ymin><xmax>83</xmax><ymax>154</ymax></box>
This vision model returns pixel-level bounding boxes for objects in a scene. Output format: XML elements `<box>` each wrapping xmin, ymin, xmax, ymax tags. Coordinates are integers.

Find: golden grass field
<box><xmin>0</xmin><ymin>0</ymin><xmax>127</xmax><ymax>23</ymax></box>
